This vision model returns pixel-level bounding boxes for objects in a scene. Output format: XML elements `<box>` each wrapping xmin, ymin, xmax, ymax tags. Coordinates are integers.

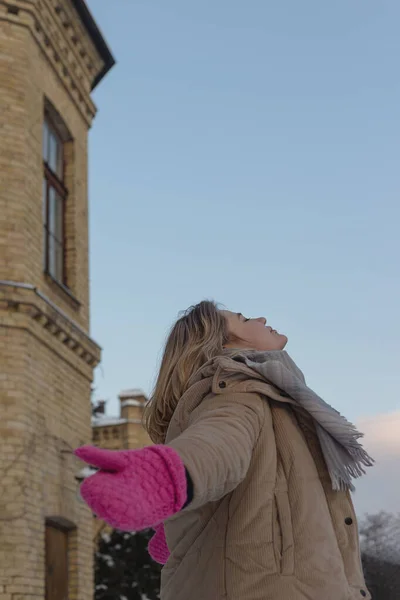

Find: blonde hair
<box><xmin>143</xmin><ymin>300</ymin><xmax>229</xmax><ymax>444</ymax></box>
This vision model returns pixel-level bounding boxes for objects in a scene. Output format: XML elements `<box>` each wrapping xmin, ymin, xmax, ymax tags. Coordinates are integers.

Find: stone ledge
<box><xmin>0</xmin><ymin>281</ymin><xmax>101</xmax><ymax>368</ymax></box>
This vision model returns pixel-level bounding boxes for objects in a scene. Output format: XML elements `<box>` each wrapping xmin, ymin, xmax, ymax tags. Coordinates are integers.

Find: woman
<box><xmin>76</xmin><ymin>301</ymin><xmax>373</xmax><ymax>600</ymax></box>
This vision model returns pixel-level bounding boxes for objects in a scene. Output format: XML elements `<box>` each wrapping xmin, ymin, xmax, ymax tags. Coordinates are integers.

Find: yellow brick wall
<box><xmin>0</xmin><ymin>317</ymin><xmax>95</xmax><ymax>600</ymax></box>
<box><xmin>0</xmin><ymin>1</ymin><xmax>112</xmax><ymax>598</ymax></box>
<box><xmin>124</xmin><ymin>419</ymin><xmax>152</xmax><ymax>449</ymax></box>
<box><xmin>120</xmin><ymin>394</ymin><xmax>153</xmax><ymax>449</ymax></box>
<box><xmin>92</xmin><ymin>405</ymin><xmax>152</xmax><ymax>451</ymax></box>
<box><xmin>0</xmin><ymin>15</ymin><xmax>91</xmax><ymax>329</ymax></box>
<box><xmin>93</xmin><ymin>420</ymin><xmax>152</xmax><ymax>451</ymax></box>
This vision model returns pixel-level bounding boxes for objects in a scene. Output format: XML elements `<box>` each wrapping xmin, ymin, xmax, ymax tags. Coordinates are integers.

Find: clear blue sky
<box><xmin>86</xmin><ymin>0</ymin><xmax>399</xmax><ymax>424</ymax></box>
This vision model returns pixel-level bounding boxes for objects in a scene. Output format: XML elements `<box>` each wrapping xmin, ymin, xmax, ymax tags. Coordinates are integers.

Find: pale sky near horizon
<box><xmin>85</xmin><ymin>1</ymin><xmax>399</xmax><ymax>515</ymax></box>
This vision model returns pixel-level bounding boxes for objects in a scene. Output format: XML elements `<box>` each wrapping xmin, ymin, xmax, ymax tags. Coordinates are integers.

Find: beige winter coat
<box><xmin>162</xmin><ymin>355</ymin><xmax>370</xmax><ymax>600</ymax></box>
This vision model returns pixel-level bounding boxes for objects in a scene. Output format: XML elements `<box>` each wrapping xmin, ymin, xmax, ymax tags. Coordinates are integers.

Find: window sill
<box><xmin>44</xmin><ymin>273</ymin><xmax>81</xmax><ymax>311</ymax></box>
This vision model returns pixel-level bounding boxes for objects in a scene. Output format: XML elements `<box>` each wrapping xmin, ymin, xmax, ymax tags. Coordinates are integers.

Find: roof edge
<box><xmin>70</xmin><ymin>0</ymin><xmax>115</xmax><ymax>89</ymax></box>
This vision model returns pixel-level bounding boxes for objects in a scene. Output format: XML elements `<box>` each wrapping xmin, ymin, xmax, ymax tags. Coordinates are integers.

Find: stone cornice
<box><xmin>67</xmin><ymin>0</ymin><xmax>115</xmax><ymax>89</ymax></box>
<box><xmin>0</xmin><ymin>0</ymin><xmax>113</xmax><ymax>124</ymax></box>
<box><xmin>0</xmin><ymin>281</ymin><xmax>101</xmax><ymax>368</ymax></box>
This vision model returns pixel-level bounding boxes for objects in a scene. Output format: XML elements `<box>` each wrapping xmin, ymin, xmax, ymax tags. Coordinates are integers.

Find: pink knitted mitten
<box><xmin>74</xmin><ymin>445</ymin><xmax>187</xmax><ymax>531</ymax></box>
<box><xmin>148</xmin><ymin>523</ymin><xmax>170</xmax><ymax>565</ymax></box>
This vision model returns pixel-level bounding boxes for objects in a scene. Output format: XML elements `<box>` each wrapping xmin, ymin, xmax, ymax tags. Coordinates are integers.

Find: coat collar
<box><xmin>187</xmin><ymin>354</ymin><xmax>296</xmax><ymax>407</ymax></box>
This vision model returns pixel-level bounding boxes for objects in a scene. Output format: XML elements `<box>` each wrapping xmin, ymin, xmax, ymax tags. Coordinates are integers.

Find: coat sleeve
<box><xmin>168</xmin><ymin>392</ymin><xmax>265</xmax><ymax>511</ymax></box>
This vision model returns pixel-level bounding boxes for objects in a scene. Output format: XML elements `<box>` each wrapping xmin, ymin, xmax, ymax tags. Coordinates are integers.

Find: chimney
<box><xmin>119</xmin><ymin>389</ymin><xmax>147</xmax><ymax>421</ymax></box>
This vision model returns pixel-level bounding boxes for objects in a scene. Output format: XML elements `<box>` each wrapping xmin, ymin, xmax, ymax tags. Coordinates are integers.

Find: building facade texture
<box><xmin>0</xmin><ymin>1</ymin><xmax>114</xmax><ymax>598</ymax></box>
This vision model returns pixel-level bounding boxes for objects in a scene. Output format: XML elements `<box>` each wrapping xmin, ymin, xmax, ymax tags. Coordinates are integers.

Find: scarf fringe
<box><xmin>239</xmin><ymin>350</ymin><xmax>374</xmax><ymax>493</ymax></box>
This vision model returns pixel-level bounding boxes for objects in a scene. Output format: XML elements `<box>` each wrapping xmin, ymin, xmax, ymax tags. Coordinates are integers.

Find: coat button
<box><xmin>219</xmin><ymin>381</ymin><xmax>226</xmax><ymax>389</ymax></box>
<box><xmin>345</xmin><ymin>517</ymin><xmax>353</xmax><ymax>526</ymax></box>
<box><xmin>360</xmin><ymin>591</ymin><xmax>367</xmax><ymax>597</ymax></box>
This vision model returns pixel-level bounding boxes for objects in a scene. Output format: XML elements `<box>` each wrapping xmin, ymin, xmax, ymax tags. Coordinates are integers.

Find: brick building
<box><xmin>87</xmin><ymin>390</ymin><xmax>152</xmax><ymax>542</ymax></box>
<box><xmin>0</xmin><ymin>1</ymin><xmax>114</xmax><ymax>599</ymax></box>
<box><xmin>92</xmin><ymin>390</ymin><xmax>151</xmax><ymax>451</ymax></box>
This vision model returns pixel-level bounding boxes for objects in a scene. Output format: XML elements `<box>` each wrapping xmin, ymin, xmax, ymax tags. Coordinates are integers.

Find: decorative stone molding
<box><xmin>0</xmin><ymin>281</ymin><xmax>101</xmax><ymax>368</ymax></box>
<box><xmin>0</xmin><ymin>0</ymin><xmax>114</xmax><ymax>124</ymax></box>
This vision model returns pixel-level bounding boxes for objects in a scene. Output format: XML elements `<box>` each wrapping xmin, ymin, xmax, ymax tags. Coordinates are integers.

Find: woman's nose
<box><xmin>256</xmin><ymin>317</ymin><xmax>267</xmax><ymax>325</ymax></box>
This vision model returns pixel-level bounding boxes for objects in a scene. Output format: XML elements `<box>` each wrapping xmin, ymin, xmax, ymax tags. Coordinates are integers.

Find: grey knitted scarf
<box><xmin>229</xmin><ymin>349</ymin><xmax>374</xmax><ymax>492</ymax></box>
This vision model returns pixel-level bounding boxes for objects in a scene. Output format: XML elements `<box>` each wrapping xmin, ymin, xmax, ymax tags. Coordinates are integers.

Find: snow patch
<box><xmin>101</xmin><ymin>554</ymin><xmax>115</xmax><ymax>568</ymax></box>
<box><xmin>92</xmin><ymin>416</ymin><xmax>128</xmax><ymax>427</ymax></box>
<box><xmin>77</xmin><ymin>466</ymin><xmax>97</xmax><ymax>479</ymax></box>
<box><xmin>121</xmin><ymin>399</ymin><xmax>145</xmax><ymax>408</ymax></box>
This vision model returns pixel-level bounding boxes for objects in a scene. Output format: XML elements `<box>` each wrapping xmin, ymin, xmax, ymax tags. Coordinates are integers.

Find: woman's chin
<box><xmin>279</xmin><ymin>334</ymin><xmax>288</xmax><ymax>349</ymax></box>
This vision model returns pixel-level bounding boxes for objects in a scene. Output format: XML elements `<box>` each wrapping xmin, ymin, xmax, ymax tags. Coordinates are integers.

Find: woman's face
<box><xmin>222</xmin><ymin>310</ymin><xmax>288</xmax><ymax>351</ymax></box>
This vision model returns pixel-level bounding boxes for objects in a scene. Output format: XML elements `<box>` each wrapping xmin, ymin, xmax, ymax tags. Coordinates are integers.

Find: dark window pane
<box><xmin>43</xmin><ymin>120</ymin><xmax>49</xmax><ymax>162</ymax></box>
<box><xmin>43</xmin><ymin>179</ymin><xmax>47</xmax><ymax>269</ymax></box>
<box><xmin>47</xmin><ymin>124</ymin><xmax>63</xmax><ymax>179</ymax></box>
<box><xmin>48</xmin><ymin>130</ymin><xmax>58</xmax><ymax>173</ymax></box>
<box><xmin>43</xmin><ymin>115</ymin><xmax>66</xmax><ymax>284</ymax></box>
<box><xmin>48</xmin><ymin>237</ymin><xmax>64</xmax><ymax>282</ymax></box>
<box><xmin>44</xmin><ymin>227</ymin><xmax>48</xmax><ymax>273</ymax></box>
<box><xmin>48</xmin><ymin>187</ymin><xmax>56</xmax><ymax>236</ymax></box>
<box><xmin>48</xmin><ymin>187</ymin><xmax>63</xmax><ymax>243</ymax></box>
<box><xmin>55</xmin><ymin>194</ymin><xmax>63</xmax><ymax>243</ymax></box>
<box><xmin>55</xmin><ymin>240</ymin><xmax>64</xmax><ymax>282</ymax></box>
<box><xmin>56</xmin><ymin>140</ymin><xmax>63</xmax><ymax>179</ymax></box>
<box><xmin>42</xmin><ymin>179</ymin><xmax>47</xmax><ymax>223</ymax></box>
<box><xmin>47</xmin><ymin>183</ymin><xmax>64</xmax><ymax>282</ymax></box>
<box><xmin>48</xmin><ymin>234</ymin><xmax>56</xmax><ymax>278</ymax></box>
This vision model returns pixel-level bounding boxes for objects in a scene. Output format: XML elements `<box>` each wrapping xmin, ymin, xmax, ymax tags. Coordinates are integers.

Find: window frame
<box><xmin>43</xmin><ymin>113</ymin><xmax>68</xmax><ymax>287</ymax></box>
